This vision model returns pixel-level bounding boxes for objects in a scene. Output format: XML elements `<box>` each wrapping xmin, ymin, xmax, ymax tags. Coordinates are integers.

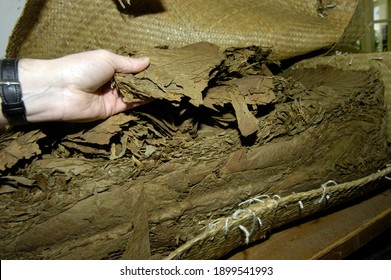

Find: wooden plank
<box><xmin>228</xmin><ymin>187</ymin><xmax>391</xmax><ymax>260</ymax></box>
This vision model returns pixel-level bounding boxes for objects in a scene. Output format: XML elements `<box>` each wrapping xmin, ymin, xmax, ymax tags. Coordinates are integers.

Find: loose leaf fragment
<box><xmin>0</xmin><ymin>130</ymin><xmax>45</xmax><ymax>171</ymax></box>
<box><xmin>115</xmin><ymin>42</ymin><xmax>225</xmax><ymax>106</ymax></box>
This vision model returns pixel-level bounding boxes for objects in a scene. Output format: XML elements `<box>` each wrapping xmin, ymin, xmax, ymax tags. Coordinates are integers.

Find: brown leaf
<box><xmin>65</xmin><ymin>113</ymin><xmax>138</xmax><ymax>146</ymax></box>
<box><xmin>0</xmin><ymin>130</ymin><xmax>45</xmax><ymax>171</ymax></box>
<box><xmin>115</xmin><ymin>42</ymin><xmax>225</xmax><ymax>107</ymax></box>
<box><xmin>230</xmin><ymin>91</ymin><xmax>259</xmax><ymax>137</ymax></box>
<box><xmin>2</xmin><ymin>176</ymin><xmax>36</xmax><ymax>187</ymax></box>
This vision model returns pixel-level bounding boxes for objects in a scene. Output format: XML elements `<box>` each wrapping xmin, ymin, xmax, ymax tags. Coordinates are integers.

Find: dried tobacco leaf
<box><xmin>229</xmin><ymin>92</ymin><xmax>259</xmax><ymax>136</ymax></box>
<box><xmin>0</xmin><ymin>130</ymin><xmax>45</xmax><ymax>172</ymax></box>
<box><xmin>215</xmin><ymin>46</ymin><xmax>273</xmax><ymax>78</ymax></box>
<box><xmin>60</xmin><ymin>113</ymin><xmax>139</xmax><ymax>157</ymax></box>
<box><xmin>1</xmin><ymin>176</ymin><xmax>35</xmax><ymax>187</ymax></box>
<box><xmin>204</xmin><ymin>76</ymin><xmax>276</xmax><ymax>136</ymax></box>
<box><xmin>65</xmin><ymin>113</ymin><xmax>138</xmax><ymax>146</ymax></box>
<box><xmin>115</xmin><ymin>42</ymin><xmax>225</xmax><ymax>106</ymax></box>
<box><xmin>115</xmin><ymin>43</ymin><xmax>274</xmax><ymax>137</ymax></box>
<box><xmin>204</xmin><ymin>77</ymin><xmax>276</xmax><ymax>108</ymax></box>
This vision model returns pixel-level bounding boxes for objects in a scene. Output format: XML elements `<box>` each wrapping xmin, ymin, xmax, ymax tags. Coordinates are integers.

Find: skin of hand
<box><xmin>0</xmin><ymin>49</ymin><xmax>150</xmax><ymax>126</ymax></box>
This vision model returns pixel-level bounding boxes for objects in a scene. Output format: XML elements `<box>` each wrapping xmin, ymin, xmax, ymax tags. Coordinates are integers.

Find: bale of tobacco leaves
<box><xmin>0</xmin><ymin>43</ymin><xmax>389</xmax><ymax>259</ymax></box>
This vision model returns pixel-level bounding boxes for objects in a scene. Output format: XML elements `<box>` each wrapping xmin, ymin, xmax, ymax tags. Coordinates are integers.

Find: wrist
<box><xmin>18</xmin><ymin>58</ymin><xmax>63</xmax><ymax>123</ymax></box>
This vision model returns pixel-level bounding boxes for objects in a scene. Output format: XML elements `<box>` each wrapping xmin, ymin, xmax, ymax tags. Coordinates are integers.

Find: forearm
<box><xmin>18</xmin><ymin>58</ymin><xmax>65</xmax><ymax>123</ymax></box>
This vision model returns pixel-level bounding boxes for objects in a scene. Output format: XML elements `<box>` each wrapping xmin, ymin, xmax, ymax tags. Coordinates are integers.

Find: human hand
<box><xmin>1</xmin><ymin>50</ymin><xmax>150</xmax><ymax>126</ymax></box>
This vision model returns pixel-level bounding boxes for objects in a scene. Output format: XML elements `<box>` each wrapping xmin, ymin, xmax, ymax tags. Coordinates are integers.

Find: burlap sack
<box><xmin>7</xmin><ymin>0</ymin><xmax>363</xmax><ymax>60</ymax></box>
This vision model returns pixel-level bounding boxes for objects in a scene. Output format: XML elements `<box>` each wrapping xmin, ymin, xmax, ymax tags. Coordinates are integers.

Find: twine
<box><xmin>166</xmin><ymin>165</ymin><xmax>391</xmax><ymax>260</ymax></box>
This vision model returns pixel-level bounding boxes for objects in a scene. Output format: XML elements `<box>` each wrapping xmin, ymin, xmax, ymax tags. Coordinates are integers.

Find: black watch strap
<box><xmin>0</xmin><ymin>59</ymin><xmax>28</xmax><ymax>126</ymax></box>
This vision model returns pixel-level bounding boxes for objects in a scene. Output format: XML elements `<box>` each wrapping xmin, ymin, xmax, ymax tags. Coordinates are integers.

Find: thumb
<box><xmin>111</xmin><ymin>54</ymin><xmax>150</xmax><ymax>74</ymax></box>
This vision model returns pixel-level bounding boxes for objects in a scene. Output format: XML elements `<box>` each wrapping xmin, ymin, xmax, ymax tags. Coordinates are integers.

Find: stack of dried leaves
<box><xmin>0</xmin><ymin>43</ymin><xmax>389</xmax><ymax>259</ymax></box>
<box><xmin>115</xmin><ymin>42</ymin><xmax>276</xmax><ymax>137</ymax></box>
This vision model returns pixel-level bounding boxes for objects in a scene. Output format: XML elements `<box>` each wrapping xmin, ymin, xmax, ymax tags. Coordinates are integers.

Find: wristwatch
<box><xmin>0</xmin><ymin>59</ymin><xmax>28</xmax><ymax>126</ymax></box>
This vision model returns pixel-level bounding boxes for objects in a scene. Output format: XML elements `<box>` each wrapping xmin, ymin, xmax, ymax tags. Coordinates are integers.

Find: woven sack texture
<box><xmin>7</xmin><ymin>0</ymin><xmax>362</xmax><ymax>60</ymax></box>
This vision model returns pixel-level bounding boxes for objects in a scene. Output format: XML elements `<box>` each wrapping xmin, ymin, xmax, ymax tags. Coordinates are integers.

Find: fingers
<box><xmin>108</xmin><ymin>90</ymin><xmax>145</xmax><ymax>116</ymax></box>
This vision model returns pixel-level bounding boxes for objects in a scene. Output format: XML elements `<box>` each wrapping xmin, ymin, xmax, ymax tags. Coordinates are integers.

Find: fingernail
<box><xmin>138</xmin><ymin>56</ymin><xmax>150</xmax><ymax>63</ymax></box>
